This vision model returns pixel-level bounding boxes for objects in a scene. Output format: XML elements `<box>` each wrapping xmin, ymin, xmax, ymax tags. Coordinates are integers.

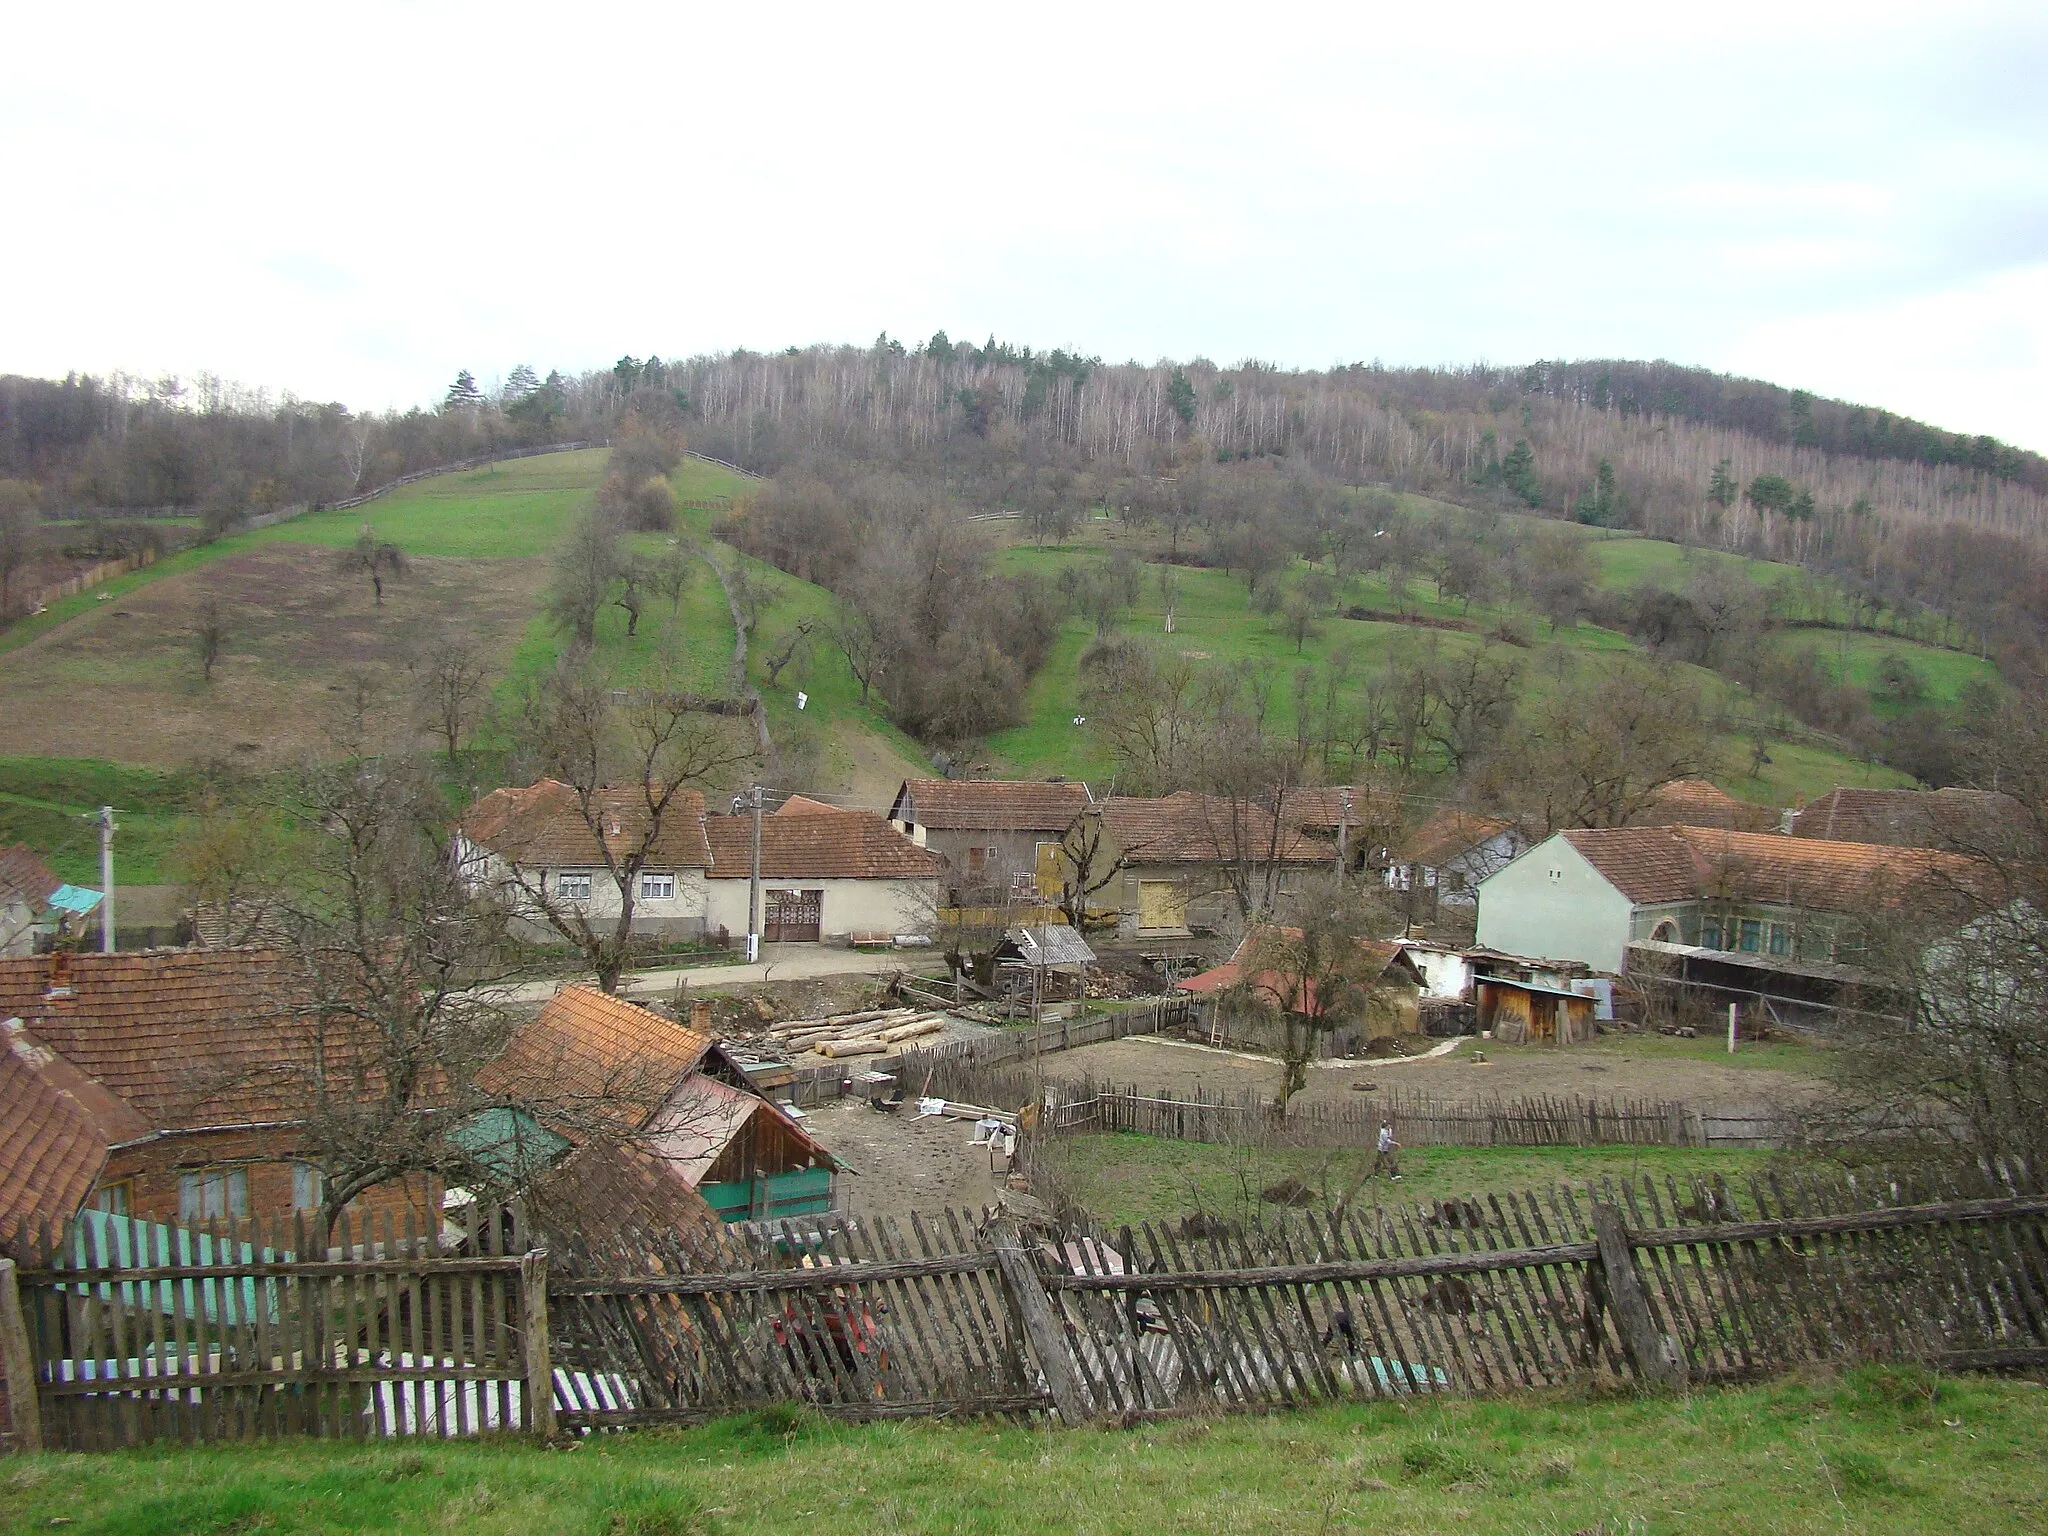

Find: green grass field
<box><xmin>1044</xmin><ymin>1135</ymin><xmax>1785</xmax><ymax>1230</ymax></box>
<box><xmin>0</xmin><ymin>757</ymin><xmax>191</xmax><ymax>884</ymax></box>
<box><xmin>5</xmin><ymin>1368</ymin><xmax>2040</xmax><ymax>1534</ymax></box>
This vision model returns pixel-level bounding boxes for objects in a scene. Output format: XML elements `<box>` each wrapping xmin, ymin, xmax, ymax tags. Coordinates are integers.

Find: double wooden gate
<box><xmin>763</xmin><ymin>888</ymin><xmax>822</xmax><ymax>942</ymax></box>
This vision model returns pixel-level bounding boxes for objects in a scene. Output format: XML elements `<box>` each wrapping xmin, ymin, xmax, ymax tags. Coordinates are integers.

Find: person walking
<box><xmin>1376</xmin><ymin>1121</ymin><xmax>1401</xmax><ymax>1181</ymax></box>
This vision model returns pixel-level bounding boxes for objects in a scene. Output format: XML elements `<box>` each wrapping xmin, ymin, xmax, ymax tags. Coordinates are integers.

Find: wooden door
<box><xmin>764</xmin><ymin>888</ymin><xmax>823</xmax><ymax>942</ymax></box>
<box><xmin>1137</xmin><ymin>880</ymin><xmax>1188</xmax><ymax>931</ymax></box>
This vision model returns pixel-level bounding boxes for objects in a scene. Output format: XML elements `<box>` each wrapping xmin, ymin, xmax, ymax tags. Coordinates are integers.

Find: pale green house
<box><xmin>1476</xmin><ymin>825</ymin><xmax>1983</xmax><ymax>976</ymax></box>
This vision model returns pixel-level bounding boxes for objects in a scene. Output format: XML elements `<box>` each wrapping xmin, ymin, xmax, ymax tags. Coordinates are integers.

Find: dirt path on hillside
<box><xmin>1038</xmin><ymin>1033</ymin><xmax>1825</xmax><ymax>1110</ymax></box>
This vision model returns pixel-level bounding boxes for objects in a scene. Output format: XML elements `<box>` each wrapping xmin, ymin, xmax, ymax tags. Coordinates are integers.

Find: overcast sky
<box><xmin>6</xmin><ymin>1</ymin><xmax>2044</xmax><ymax>448</ymax></box>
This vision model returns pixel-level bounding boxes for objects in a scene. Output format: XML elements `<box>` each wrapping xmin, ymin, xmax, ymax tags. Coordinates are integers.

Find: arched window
<box><xmin>1650</xmin><ymin>918</ymin><xmax>1680</xmax><ymax>944</ymax></box>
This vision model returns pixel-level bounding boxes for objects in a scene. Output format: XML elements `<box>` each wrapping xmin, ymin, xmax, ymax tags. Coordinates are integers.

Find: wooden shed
<box><xmin>1476</xmin><ymin>975</ymin><xmax>1596</xmax><ymax>1045</ymax></box>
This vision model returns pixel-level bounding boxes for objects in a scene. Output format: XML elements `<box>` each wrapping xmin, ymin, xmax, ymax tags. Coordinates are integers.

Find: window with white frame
<box><xmin>292</xmin><ymin>1162</ymin><xmax>325</xmax><ymax>1211</ymax></box>
<box><xmin>555</xmin><ymin>872</ymin><xmax>592</xmax><ymax>902</ymax></box>
<box><xmin>179</xmin><ymin>1167</ymin><xmax>248</xmax><ymax>1221</ymax></box>
<box><xmin>641</xmin><ymin>871</ymin><xmax>676</xmax><ymax>901</ymax></box>
<box><xmin>1011</xmin><ymin>870</ymin><xmax>1038</xmax><ymax>897</ymax></box>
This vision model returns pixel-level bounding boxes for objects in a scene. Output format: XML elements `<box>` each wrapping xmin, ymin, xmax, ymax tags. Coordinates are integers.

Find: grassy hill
<box><xmin>0</xmin><ymin>447</ymin><xmax>1972</xmax><ymax>885</ymax></box>
<box><xmin>4</xmin><ymin>1368</ymin><xmax>2040</xmax><ymax>1534</ymax></box>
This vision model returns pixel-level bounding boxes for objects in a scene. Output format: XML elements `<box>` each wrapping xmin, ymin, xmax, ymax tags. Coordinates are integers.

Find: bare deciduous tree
<box><xmin>193</xmin><ymin>595</ymin><xmax>229</xmax><ymax>681</ymax></box>
<box><xmin>341</xmin><ymin>524</ymin><xmax>407</xmax><ymax>606</ymax></box>
<box><xmin>416</xmin><ymin>637</ymin><xmax>491</xmax><ymax>762</ymax></box>
<box><xmin>513</xmin><ymin>646</ymin><xmax>757</xmax><ymax>992</ymax></box>
<box><xmin>1232</xmin><ymin>876</ymin><xmax>1403</xmax><ymax>1102</ymax></box>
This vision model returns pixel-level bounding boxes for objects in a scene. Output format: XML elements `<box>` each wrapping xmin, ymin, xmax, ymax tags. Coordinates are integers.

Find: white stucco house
<box><xmin>702</xmin><ymin>799</ymin><xmax>941</xmax><ymax>943</ymax></box>
<box><xmin>1387</xmin><ymin>809</ymin><xmax>1528</xmax><ymax>912</ymax></box>
<box><xmin>1475</xmin><ymin>825</ymin><xmax>1990</xmax><ymax>976</ymax></box>
<box><xmin>455</xmin><ymin>779</ymin><xmax>713</xmax><ymax>940</ymax></box>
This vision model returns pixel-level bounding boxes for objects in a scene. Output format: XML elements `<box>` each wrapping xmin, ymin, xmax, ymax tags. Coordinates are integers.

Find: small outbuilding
<box><xmin>993</xmin><ymin>922</ymin><xmax>1096</xmax><ymax>1017</ymax></box>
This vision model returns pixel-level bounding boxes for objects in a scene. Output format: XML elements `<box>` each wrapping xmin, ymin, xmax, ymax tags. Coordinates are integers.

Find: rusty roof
<box><xmin>478</xmin><ymin>985</ymin><xmax>714</xmax><ymax>1135</ymax></box>
<box><xmin>1403</xmin><ymin>809</ymin><xmax>1518</xmax><ymax>867</ymax></box>
<box><xmin>0</xmin><ymin>948</ymin><xmax>417</xmax><ymax>1132</ymax></box>
<box><xmin>1789</xmin><ymin>787</ymin><xmax>2018</xmax><ymax>850</ymax></box>
<box><xmin>460</xmin><ymin>780</ymin><xmax>712</xmax><ymax>869</ymax></box>
<box><xmin>0</xmin><ymin>1016</ymin><xmax>154</xmax><ymax>1249</ymax></box>
<box><xmin>1099</xmin><ymin>793</ymin><xmax>1327</xmax><ymax>865</ymax></box>
<box><xmin>703</xmin><ymin>810</ymin><xmax>941</xmax><ymax>880</ymax></box>
<box><xmin>1177</xmin><ymin>927</ymin><xmax>1410</xmax><ymax>1013</ymax></box>
<box><xmin>774</xmin><ymin>794</ymin><xmax>845</xmax><ymax>816</ymax></box>
<box><xmin>1560</xmin><ymin>825</ymin><xmax>1991</xmax><ymax>911</ymax></box>
<box><xmin>0</xmin><ymin>845</ymin><xmax>60</xmax><ymax>910</ymax></box>
<box><xmin>1643</xmin><ymin>779</ymin><xmax>1774</xmax><ymax>831</ymax></box>
<box><xmin>890</xmin><ymin>778</ymin><xmax>1090</xmax><ymax>832</ymax></box>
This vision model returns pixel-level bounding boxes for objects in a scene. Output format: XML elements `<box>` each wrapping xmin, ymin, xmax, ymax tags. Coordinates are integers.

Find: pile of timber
<box><xmin>760</xmin><ymin>1006</ymin><xmax>948</xmax><ymax>1059</ymax></box>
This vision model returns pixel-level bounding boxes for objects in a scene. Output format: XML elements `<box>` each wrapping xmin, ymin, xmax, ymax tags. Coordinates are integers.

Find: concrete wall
<box><xmin>1475</xmin><ymin>834</ymin><xmax>1637</xmax><ymax>973</ymax></box>
<box><xmin>920</xmin><ymin>829</ymin><xmax>1056</xmax><ymax>902</ymax></box>
<box><xmin>703</xmin><ymin>877</ymin><xmax>937</xmax><ymax>941</ymax></box>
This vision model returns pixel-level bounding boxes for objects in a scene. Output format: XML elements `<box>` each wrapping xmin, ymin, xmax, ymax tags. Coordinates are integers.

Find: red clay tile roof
<box><xmin>1403</xmin><ymin>809</ymin><xmax>1517</xmax><ymax>867</ymax></box>
<box><xmin>478</xmin><ymin>985</ymin><xmax>714</xmax><ymax>1134</ymax></box>
<box><xmin>1099</xmin><ymin>793</ymin><xmax>1326</xmax><ymax>865</ymax></box>
<box><xmin>1177</xmin><ymin>927</ymin><xmax>1408</xmax><ymax>1013</ymax></box>
<box><xmin>0</xmin><ymin>845</ymin><xmax>60</xmax><ymax>910</ymax></box>
<box><xmin>460</xmin><ymin>780</ymin><xmax>712</xmax><ymax>869</ymax></box>
<box><xmin>1275</xmin><ymin>785</ymin><xmax>1395</xmax><ymax>831</ymax></box>
<box><xmin>1561</xmin><ymin>826</ymin><xmax>1990</xmax><ymax>911</ymax></box>
<box><xmin>1643</xmin><ymin>779</ymin><xmax>1773</xmax><ymax>832</ymax></box>
<box><xmin>1789</xmin><ymin>787</ymin><xmax>2017</xmax><ymax>850</ymax></box>
<box><xmin>774</xmin><ymin>795</ymin><xmax>845</xmax><ymax>816</ymax></box>
<box><xmin>703</xmin><ymin>810</ymin><xmax>941</xmax><ymax>880</ymax></box>
<box><xmin>891</xmin><ymin>779</ymin><xmax>1090</xmax><ymax>832</ymax></box>
<box><xmin>0</xmin><ymin>1016</ymin><xmax>153</xmax><ymax>1248</ymax></box>
<box><xmin>0</xmin><ymin>949</ymin><xmax>407</xmax><ymax>1132</ymax></box>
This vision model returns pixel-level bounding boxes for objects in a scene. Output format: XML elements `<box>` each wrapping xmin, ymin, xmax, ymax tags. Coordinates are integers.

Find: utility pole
<box><xmin>747</xmin><ymin>785</ymin><xmax>764</xmax><ymax>963</ymax></box>
<box><xmin>95</xmin><ymin>805</ymin><xmax>116</xmax><ymax>954</ymax></box>
<box><xmin>1335</xmin><ymin>788</ymin><xmax>1352</xmax><ymax>879</ymax></box>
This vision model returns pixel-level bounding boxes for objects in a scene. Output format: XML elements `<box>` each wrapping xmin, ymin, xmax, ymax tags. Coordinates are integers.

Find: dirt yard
<box><xmin>1038</xmin><ymin>1029</ymin><xmax>1829</xmax><ymax>1110</ymax></box>
<box><xmin>0</xmin><ymin>546</ymin><xmax>545</xmax><ymax>768</ymax></box>
<box><xmin>801</xmin><ymin>1097</ymin><xmax>1008</xmax><ymax>1224</ymax></box>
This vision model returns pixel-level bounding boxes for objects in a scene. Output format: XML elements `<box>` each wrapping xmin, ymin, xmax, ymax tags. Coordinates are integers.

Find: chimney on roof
<box><xmin>46</xmin><ymin>949</ymin><xmax>74</xmax><ymax>998</ymax></box>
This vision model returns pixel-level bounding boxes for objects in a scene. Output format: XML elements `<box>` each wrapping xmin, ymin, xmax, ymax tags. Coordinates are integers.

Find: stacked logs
<box><xmin>759</xmin><ymin>1006</ymin><xmax>948</xmax><ymax>1058</ymax></box>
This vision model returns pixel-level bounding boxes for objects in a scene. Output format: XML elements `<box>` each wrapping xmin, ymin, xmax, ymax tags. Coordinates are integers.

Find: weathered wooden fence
<box><xmin>8</xmin><ymin>1167</ymin><xmax>2044</xmax><ymax>1448</ymax></box>
<box><xmin>2</xmin><ymin>1206</ymin><xmax>548</xmax><ymax>1451</ymax></box>
<box><xmin>1043</xmin><ymin>1082</ymin><xmax>1791</xmax><ymax>1150</ymax></box>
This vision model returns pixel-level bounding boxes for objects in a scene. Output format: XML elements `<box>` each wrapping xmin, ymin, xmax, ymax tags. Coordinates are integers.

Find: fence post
<box><xmin>0</xmin><ymin>1257</ymin><xmax>42</xmax><ymax>1453</ymax></box>
<box><xmin>1590</xmin><ymin>1204</ymin><xmax>1687</xmax><ymax>1391</ymax></box>
<box><xmin>985</xmin><ymin>1218</ymin><xmax>1092</xmax><ymax>1423</ymax></box>
<box><xmin>520</xmin><ymin>1249</ymin><xmax>557</xmax><ymax>1438</ymax></box>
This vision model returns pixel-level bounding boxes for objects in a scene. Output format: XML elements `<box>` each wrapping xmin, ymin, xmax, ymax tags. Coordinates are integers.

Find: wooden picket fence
<box><xmin>1043</xmin><ymin>1082</ymin><xmax>1792</xmax><ymax>1150</ymax></box>
<box><xmin>6</xmin><ymin>1165</ymin><xmax>2045</xmax><ymax>1448</ymax></box>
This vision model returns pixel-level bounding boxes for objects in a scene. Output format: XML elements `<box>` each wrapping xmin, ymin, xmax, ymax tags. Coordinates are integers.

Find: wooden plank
<box><xmin>555</xmin><ymin>1391</ymin><xmax>1052</xmax><ymax>1427</ymax></box>
<box><xmin>1048</xmin><ymin>1239</ymin><xmax>1602</xmax><ymax>1292</ymax></box>
<box><xmin>986</xmin><ymin>1217</ymin><xmax>1092</xmax><ymax>1423</ymax></box>
<box><xmin>520</xmin><ymin>1250</ymin><xmax>555</xmax><ymax>1437</ymax></box>
<box><xmin>17</xmin><ymin>1255</ymin><xmax>528</xmax><ymax>1284</ymax></box>
<box><xmin>552</xmin><ymin>1251</ymin><xmax>1000</xmax><ymax>1297</ymax></box>
<box><xmin>1590</xmin><ymin>1203</ymin><xmax>1687</xmax><ymax>1390</ymax></box>
<box><xmin>0</xmin><ymin>1258</ymin><xmax>43</xmax><ymax>1453</ymax></box>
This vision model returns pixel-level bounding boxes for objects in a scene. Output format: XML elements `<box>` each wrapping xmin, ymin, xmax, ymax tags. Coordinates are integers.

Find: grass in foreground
<box><xmin>4</xmin><ymin>1367</ymin><xmax>2041</xmax><ymax>1534</ymax></box>
<box><xmin>1047</xmin><ymin>1135</ymin><xmax>1785</xmax><ymax>1229</ymax></box>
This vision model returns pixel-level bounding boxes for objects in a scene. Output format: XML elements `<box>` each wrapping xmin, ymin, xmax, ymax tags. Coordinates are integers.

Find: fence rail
<box><xmin>4</xmin><ymin>1165</ymin><xmax>2044</xmax><ymax>1448</ymax></box>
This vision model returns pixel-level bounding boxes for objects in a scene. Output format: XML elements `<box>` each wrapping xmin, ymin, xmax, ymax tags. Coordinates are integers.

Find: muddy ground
<box><xmin>1037</xmin><ymin>1031</ymin><xmax>1826</xmax><ymax>1110</ymax></box>
<box><xmin>801</xmin><ymin>1097</ymin><xmax>1008</xmax><ymax>1224</ymax></box>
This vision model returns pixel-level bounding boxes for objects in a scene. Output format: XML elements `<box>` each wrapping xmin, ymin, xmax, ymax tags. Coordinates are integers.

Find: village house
<box><xmin>1273</xmin><ymin>784</ymin><xmax>1399</xmax><ymax>875</ymax></box>
<box><xmin>1788</xmin><ymin>786</ymin><xmax>2017</xmax><ymax>851</ymax></box>
<box><xmin>455</xmin><ymin>779</ymin><xmax>713</xmax><ymax>941</ymax></box>
<box><xmin>0</xmin><ymin>949</ymin><xmax>442</xmax><ymax>1249</ymax></box>
<box><xmin>0</xmin><ymin>845</ymin><xmax>61</xmax><ymax>960</ymax></box>
<box><xmin>1386</xmin><ymin>809</ymin><xmax>1528</xmax><ymax>912</ymax></box>
<box><xmin>887</xmin><ymin>778</ymin><xmax>1092</xmax><ymax>904</ymax></box>
<box><xmin>1176</xmin><ymin>927</ymin><xmax>1425</xmax><ymax>1057</ymax></box>
<box><xmin>1475</xmin><ymin>824</ymin><xmax>1989</xmax><ymax>976</ymax></box>
<box><xmin>478</xmin><ymin>985</ymin><xmax>838</xmax><ymax>1226</ymax></box>
<box><xmin>1641</xmin><ymin>777</ymin><xmax>1777</xmax><ymax>831</ymax></box>
<box><xmin>1085</xmin><ymin>793</ymin><xmax>1329</xmax><ymax>939</ymax></box>
<box><xmin>703</xmin><ymin>799</ymin><xmax>941</xmax><ymax>944</ymax></box>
